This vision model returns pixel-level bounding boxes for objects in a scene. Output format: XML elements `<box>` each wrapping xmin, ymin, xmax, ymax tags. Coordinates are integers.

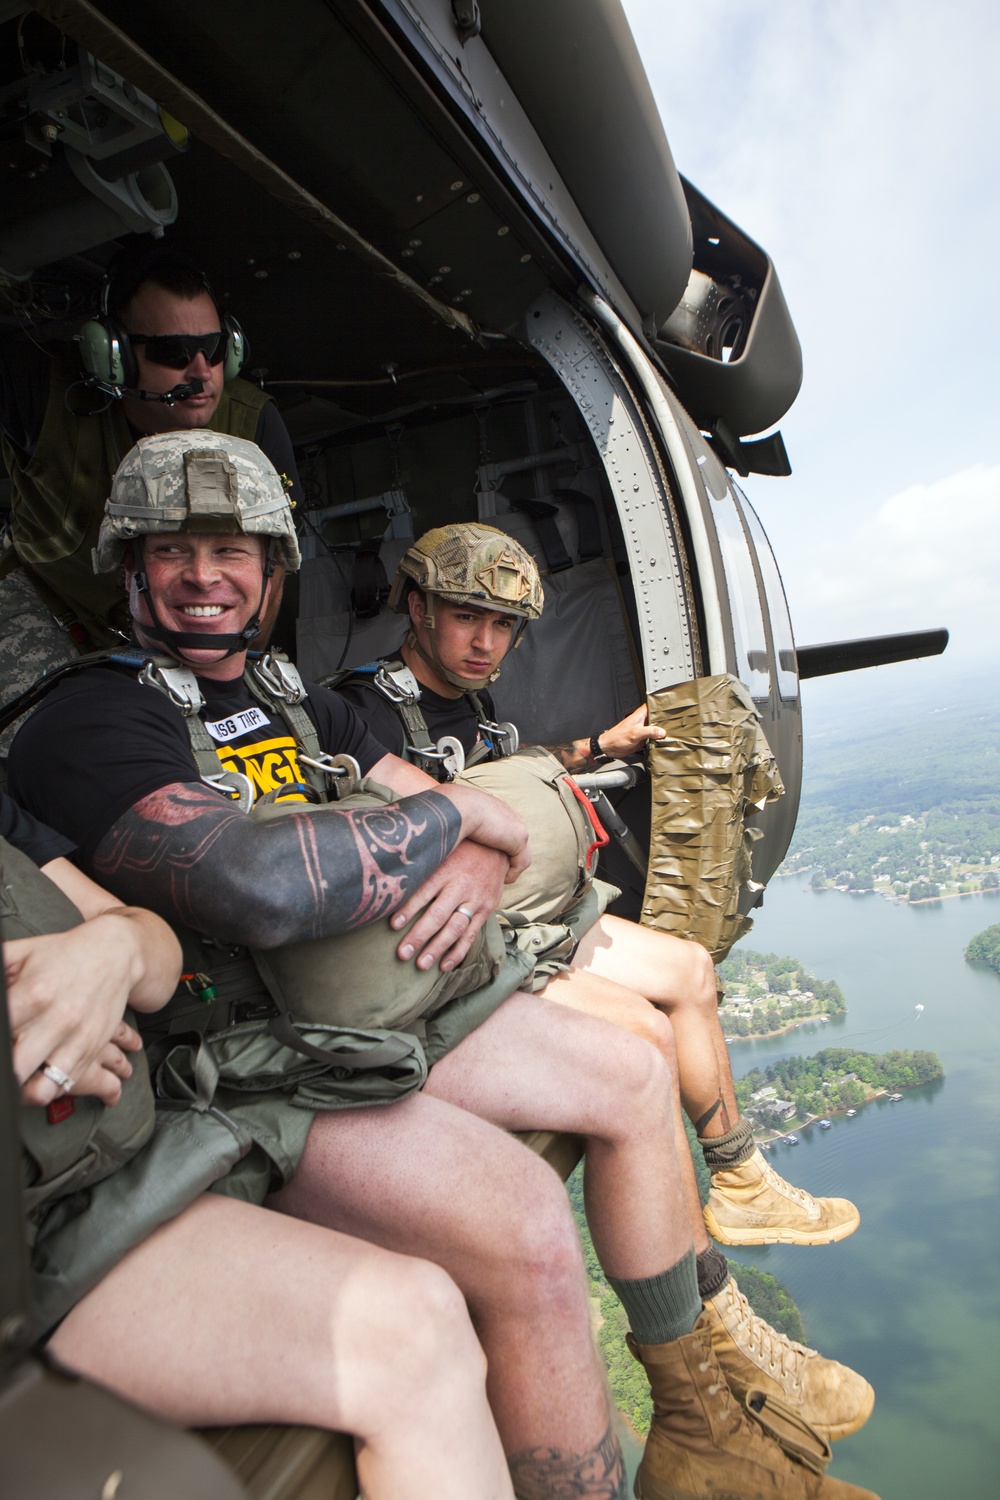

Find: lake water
<box><xmin>712</xmin><ymin>876</ymin><xmax>1000</xmax><ymax>1499</ymax></box>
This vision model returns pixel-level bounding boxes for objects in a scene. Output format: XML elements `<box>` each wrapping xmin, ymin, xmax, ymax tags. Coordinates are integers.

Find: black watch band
<box><xmin>589</xmin><ymin>733</ymin><xmax>610</xmax><ymax>766</ymax></box>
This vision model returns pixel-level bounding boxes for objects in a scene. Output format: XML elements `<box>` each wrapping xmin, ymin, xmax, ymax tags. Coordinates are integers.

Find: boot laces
<box><xmin>756</xmin><ymin>1153</ymin><xmax>820</xmax><ymax>1210</ymax></box>
<box><xmin>726</xmin><ymin>1282</ymin><xmax>812</xmax><ymax>1390</ymax></box>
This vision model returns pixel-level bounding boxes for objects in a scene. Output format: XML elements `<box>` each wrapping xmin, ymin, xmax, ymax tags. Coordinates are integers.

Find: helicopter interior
<box><xmin>0</xmin><ymin>5</ymin><xmax>666</xmax><ymax>744</ymax></box>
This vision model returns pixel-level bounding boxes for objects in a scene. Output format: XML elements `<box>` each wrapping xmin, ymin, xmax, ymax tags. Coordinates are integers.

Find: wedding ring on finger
<box><xmin>41</xmin><ymin>1061</ymin><xmax>75</xmax><ymax>1093</ymax></box>
<box><xmin>456</xmin><ymin>905</ymin><xmax>475</xmax><ymax>922</ymax></box>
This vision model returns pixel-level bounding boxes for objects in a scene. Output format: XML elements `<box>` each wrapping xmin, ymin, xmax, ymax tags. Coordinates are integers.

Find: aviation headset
<box><xmin>78</xmin><ymin>246</ymin><xmax>246</xmax><ymax>396</ymax></box>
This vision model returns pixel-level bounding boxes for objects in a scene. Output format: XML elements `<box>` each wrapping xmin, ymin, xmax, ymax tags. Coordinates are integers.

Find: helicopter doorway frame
<box><xmin>522</xmin><ymin>291</ymin><xmax>701</xmax><ymax>694</ymax></box>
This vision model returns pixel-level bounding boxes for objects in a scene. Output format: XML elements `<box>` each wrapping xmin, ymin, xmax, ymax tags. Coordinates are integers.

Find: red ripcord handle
<box><xmin>565</xmin><ymin>778</ymin><xmax>610</xmax><ymax>870</ymax></box>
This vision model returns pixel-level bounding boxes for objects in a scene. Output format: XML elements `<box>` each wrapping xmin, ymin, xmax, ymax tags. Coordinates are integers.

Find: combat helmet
<box><xmin>95</xmin><ymin>430</ymin><xmax>299</xmax><ymax>658</ymax></box>
<box><xmin>388</xmin><ymin>522</ymin><xmax>543</xmax><ymax>689</ymax></box>
<box><xmin>94</xmin><ymin>429</ymin><xmax>300</xmax><ymax>574</ymax></box>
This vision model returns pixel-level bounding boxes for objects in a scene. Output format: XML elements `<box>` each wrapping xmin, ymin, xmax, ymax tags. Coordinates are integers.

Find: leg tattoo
<box><xmin>509</xmin><ymin>1422</ymin><xmax>626</xmax><ymax>1499</ymax></box>
<box><xmin>694</xmin><ymin>1096</ymin><xmax>731</xmax><ymax>1137</ymax></box>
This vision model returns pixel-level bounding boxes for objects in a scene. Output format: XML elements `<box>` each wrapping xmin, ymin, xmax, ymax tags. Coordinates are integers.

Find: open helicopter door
<box><xmin>492</xmin><ymin>288</ymin><xmax>794</xmax><ymax>938</ymax></box>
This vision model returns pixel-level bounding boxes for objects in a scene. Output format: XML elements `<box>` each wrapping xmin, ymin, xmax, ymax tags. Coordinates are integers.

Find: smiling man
<box><xmin>0</xmin><ymin>244</ymin><xmax>302</xmax><ymax>719</ymax></box>
<box><xmin>7</xmin><ymin>434</ymin><xmax>879</xmax><ymax>1500</ymax></box>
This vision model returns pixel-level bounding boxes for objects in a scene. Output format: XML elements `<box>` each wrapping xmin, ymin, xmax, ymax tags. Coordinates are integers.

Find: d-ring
<box><xmin>42</xmin><ymin>1062</ymin><xmax>75</xmax><ymax>1093</ymax></box>
<box><xmin>456</xmin><ymin>905</ymin><xmax>475</xmax><ymax>921</ymax></box>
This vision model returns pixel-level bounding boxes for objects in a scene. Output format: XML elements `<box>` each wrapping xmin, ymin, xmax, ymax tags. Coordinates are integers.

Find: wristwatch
<box><xmin>588</xmin><ymin>733</ymin><xmax>611</xmax><ymax>766</ymax></box>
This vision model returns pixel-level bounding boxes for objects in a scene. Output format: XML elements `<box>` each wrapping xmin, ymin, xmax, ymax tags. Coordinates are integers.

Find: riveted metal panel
<box><xmin>523</xmin><ymin>291</ymin><xmax>696</xmax><ymax>690</ymax></box>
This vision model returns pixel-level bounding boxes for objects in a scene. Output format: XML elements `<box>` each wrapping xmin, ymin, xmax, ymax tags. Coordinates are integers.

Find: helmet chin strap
<box><xmin>132</xmin><ymin>538</ymin><xmax>276</xmax><ymax>659</ymax></box>
<box><xmin>407</xmin><ymin>589</ymin><xmax>525</xmax><ymax>691</ymax></box>
<box><xmin>407</xmin><ymin>628</ymin><xmax>497</xmax><ymax>691</ymax></box>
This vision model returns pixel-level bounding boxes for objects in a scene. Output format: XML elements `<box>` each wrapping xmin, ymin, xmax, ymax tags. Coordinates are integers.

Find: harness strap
<box><xmin>339</xmin><ymin>660</ymin><xmax>446</xmax><ymax>775</ymax></box>
<box><xmin>509</xmin><ymin>498</ymin><xmax>573</xmax><ymax>573</ymax></box>
<box><xmin>0</xmin><ymin>645</ymin><xmax>154</xmax><ymax>734</ymax></box>
<box><xmin>242</xmin><ymin>653</ymin><xmax>330</xmax><ymax>799</ymax></box>
<box><xmin>267</xmin><ymin>1014</ymin><xmax>418</xmax><ymax>1072</ymax></box>
<box><xmin>552</xmin><ymin>487</ymin><xmax>603</xmax><ymax>561</ymax></box>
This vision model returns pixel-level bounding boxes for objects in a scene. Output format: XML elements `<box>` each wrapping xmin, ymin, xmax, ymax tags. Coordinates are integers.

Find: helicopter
<box><xmin>0</xmin><ymin>2</ymin><xmax>947</xmax><ymax>1495</ymax></box>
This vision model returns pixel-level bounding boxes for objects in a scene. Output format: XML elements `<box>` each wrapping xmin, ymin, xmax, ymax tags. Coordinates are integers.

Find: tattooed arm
<box><xmin>545</xmin><ymin>704</ymin><xmax>666</xmax><ymax>772</ymax></box>
<box><xmin>92</xmin><ymin>778</ymin><xmax>524</xmax><ymax>961</ymax></box>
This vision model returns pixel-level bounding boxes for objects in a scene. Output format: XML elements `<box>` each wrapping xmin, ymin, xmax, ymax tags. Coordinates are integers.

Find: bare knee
<box><xmin>634</xmin><ymin>1002</ymin><xmax>679</xmax><ymax>1072</ymax></box>
<box><xmin>599</xmin><ymin>1027</ymin><xmax>675</xmax><ymax>1140</ymax></box>
<box><xmin>500</xmin><ymin>1154</ymin><xmax>588</xmax><ymax>1317</ymax></box>
<box><xmin>673</xmin><ymin>939</ymin><xmax>718</xmax><ymax>1014</ymax></box>
<box><xmin>375</xmin><ymin>1257</ymin><xmax>487</xmax><ymax>1399</ymax></box>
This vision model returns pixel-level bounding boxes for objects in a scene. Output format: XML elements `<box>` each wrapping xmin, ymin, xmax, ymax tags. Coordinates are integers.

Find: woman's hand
<box><xmin>7</xmin><ymin>916</ymin><xmax>149</xmax><ymax>1107</ymax></box>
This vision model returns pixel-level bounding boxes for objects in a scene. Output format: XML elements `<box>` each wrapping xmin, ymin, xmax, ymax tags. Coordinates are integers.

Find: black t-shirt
<box><xmin>0</xmin><ymin>340</ymin><xmax>304</xmax><ymax>507</ymax></box>
<box><xmin>0</xmin><ymin>788</ymin><xmax>74</xmax><ymax>867</ymax></box>
<box><xmin>336</xmin><ymin>672</ymin><xmax>496</xmax><ymax>772</ymax></box>
<box><xmin>7</xmin><ymin>665</ymin><xmax>386</xmax><ymax>871</ymax></box>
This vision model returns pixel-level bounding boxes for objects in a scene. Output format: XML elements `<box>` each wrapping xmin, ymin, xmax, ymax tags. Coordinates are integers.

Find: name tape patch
<box><xmin>204</xmin><ymin>705</ymin><xmax>271</xmax><ymax>742</ymax></box>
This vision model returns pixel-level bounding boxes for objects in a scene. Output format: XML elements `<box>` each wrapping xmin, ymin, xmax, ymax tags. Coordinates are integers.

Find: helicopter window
<box><xmin>738</xmin><ymin>489</ymin><xmax>798</xmax><ymax>701</ymax></box>
<box><xmin>710</xmin><ymin>486</ymin><xmax>770</xmax><ymax>700</ymax></box>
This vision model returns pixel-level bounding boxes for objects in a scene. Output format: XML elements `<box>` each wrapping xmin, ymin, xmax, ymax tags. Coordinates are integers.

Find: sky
<box><xmin>621</xmin><ymin>0</ymin><xmax>999</xmax><ymax>708</ymax></box>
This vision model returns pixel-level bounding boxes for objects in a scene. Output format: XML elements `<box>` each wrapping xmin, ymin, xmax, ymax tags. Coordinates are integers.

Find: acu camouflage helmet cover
<box><xmin>388</xmin><ymin>522</ymin><xmax>544</xmax><ymax>620</ymax></box>
<box><xmin>93</xmin><ymin>430</ymin><xmax>301</xmax><ymax>575</ymax></box>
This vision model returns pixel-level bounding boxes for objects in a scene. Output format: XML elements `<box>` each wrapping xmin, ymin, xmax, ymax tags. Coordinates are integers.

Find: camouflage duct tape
<box><xmin>640</xmin><ymin>675</ymin><xmax>784</xmax><ymax>963</ymax></box>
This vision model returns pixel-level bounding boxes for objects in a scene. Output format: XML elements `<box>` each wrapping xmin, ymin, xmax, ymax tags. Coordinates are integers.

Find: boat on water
<box><xmin>846</xmin><ymin>1109</ymin><xmax>857</xmax><ymax>1116</ymax></box>
<box><xmin>888</xmin><ymin>1093</ymin><xmax>904</xmax><ymax>1102</ymax></box>
<box><xmin>819</xmin><ymin>1016</ymin><xmax>828</xmax><ymax>1023</ymax></box>
<box><xmin>818</xmin><ymin>1119</ymin><xmax>832</xmax><ymax>1129</ymax></box>
<box><xmin>784</xmin><ymin>1134</ymin><xmax>799</xmax><ymax>1144</ymax></box>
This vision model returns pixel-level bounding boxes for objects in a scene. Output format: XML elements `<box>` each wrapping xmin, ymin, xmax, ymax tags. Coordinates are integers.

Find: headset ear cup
<box><xmin>105</xmin><ymin>317</ymin><xmax>137</xmax><ymax>389</ymax></box>
<box><xmin>77</xmin><ymin>318</ymin><xmax>113</xmax><ymax>383</ymax></box>
<box><xmin>77</xmin><ymin>316</ymin><xmax>134</xmax><ymax>389</ymax></box>
<box><xmin>223</xmin><ymin>315</ymin><xmax>246</xmax><ymax>382</ymax></box>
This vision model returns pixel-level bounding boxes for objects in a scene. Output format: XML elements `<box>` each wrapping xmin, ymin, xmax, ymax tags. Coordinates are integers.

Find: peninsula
<box><xmin>736</xmin><ymin>1047</ymin><xmax>944</xmax><ymax>1136</ymax></box>
<box><xmin>716</xmin><ymin>948</ymin><xmax>846</xmax><ymax>1040</ymax></box>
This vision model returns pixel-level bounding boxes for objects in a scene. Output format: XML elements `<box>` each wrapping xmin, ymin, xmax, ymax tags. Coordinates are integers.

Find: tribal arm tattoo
<box><xmin>93</xmin><ymin>781</ymin><xmax>462</xmax><ymax>949</ymax></box>
<box><xmin>508</xmin><ymin>1423</ymin><xmax>626</xmax><ymax>1500</ymax></box>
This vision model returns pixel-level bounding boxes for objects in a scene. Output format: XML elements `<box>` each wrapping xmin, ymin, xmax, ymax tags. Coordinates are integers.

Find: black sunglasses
<box><xmin>128</xmin><ymin>331</ymin><xmax>228</xmax><ymax>370</ymax></box>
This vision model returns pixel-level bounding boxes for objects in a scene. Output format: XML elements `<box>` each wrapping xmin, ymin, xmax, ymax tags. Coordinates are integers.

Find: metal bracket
<box><xmin>451</xmin><ymin>1</ymin><xmax>481</xmax><ymax>43</ymax></box>
<box><xmin>202</xmin><ymin>769</ymin><xmax>254</xmax><ymax>813</ymax></box>
<box><xmin>298</xmin><ymin>751</ymin><xmax>362</xmax><ymax>799</ymax></box>
<box><xmin>373</xmin><ymin>663</ymin><xmax>422</xmax><ymax>705</ymax></box>
<box><xmin>251</xmin><ymin>653</ymin><xmax>307</xmax><ymax>705</ymax></box>
<box><xmin>138</xmin><ymin>660</ymin><xmax>204</xmax><ymax>716</ymax></box>
<box><xmin>477</xmin><ymin>719</ymin><xmax>519</xmax><ymax>758</ymax></box>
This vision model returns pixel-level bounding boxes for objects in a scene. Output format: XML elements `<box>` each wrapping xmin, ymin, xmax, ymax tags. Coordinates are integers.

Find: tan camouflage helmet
<box><xmin>93</xmin><ymin>429</ymin><xmax>301</xmax><ymax>575</ymax></box>
<box><xmin>387</xmin><ymin>523</ymin><xmax>543</xmax><ymax>620</ymax></box>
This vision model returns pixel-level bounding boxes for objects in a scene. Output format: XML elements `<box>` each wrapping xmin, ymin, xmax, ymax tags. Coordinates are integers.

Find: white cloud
<box><xmin>620</xmin><ymin>1</ymin><xmax>1000</xmax><ymax>674</ymax></box>
<box><xmin>784</xmin><ymin>462</ymin><xmax>1000</xmax><ymax>658</ymax></box>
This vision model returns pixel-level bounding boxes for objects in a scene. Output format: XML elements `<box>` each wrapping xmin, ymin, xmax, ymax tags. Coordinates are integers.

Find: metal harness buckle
<box><xmin>477</xmin><ymin>718</ymin><xmax>519</xmax><ymax>758</ymax></box>
<box><xmin>374</xmin><ymin>663</ymin><xmax>422</xmax><ymax>705</ymax></box>
<box><xmin>139</xmin><ymin>660</ymin><xmax>205</xmax><ymax>717</ymax></box>
<box><xmin>202</xmin><ymin>769</ymin><xmax>254</xmax><ymax>813</ymax></box>
<box><xmin>250</xmin><ymin>653</ymin><xmax>307</xmax><ymax>705</ymax></box>
<box><xmin>406</xmin><ymin>734</ymin><xmax>466</xmax><ymax>780</ymax></box>
<box><xmin>298</xmin><ymin>751</ymin><xmax>362</xmax><ymax>799</ymax></box>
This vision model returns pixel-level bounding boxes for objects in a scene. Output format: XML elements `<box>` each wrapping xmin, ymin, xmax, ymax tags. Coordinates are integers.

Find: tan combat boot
<box><xmin>630</xmin><ymin>1315</ymin><xmax>880</xmax><ymax>1500</ymax></box>
<box><xmin>705</xmin><ymin>1277</ymin><xmax>874</xmax><ymax>1441</ymax></box>
<box><xmin>704</xmin><ymin>1148</ymin><xmax>860</xmax><ymax>1246</ymax></box>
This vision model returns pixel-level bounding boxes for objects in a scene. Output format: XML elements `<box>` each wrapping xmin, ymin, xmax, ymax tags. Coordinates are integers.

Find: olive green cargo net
<box><xmin>640</xmin><ymin>675</ymin><xmax>784</xmax><ymax>963</ymax></box>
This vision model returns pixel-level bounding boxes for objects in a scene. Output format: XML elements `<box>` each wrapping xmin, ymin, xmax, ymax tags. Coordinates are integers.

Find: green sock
<box><xmin>607</xmin><ymin>1247</ymin><xmax>700</xmax><ymax>1345</ymax></box>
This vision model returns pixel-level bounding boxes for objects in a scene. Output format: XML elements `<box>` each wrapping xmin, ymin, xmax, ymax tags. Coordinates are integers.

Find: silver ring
<box><xmin>456</xmin><ymin>905</ymin><xmax>475</xmax><ymax>922</ymax></box>
<box><xmin>42</xmin><ymin>1062</ymin><xmax>75</xmax><ymax>1093</ymax></box>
